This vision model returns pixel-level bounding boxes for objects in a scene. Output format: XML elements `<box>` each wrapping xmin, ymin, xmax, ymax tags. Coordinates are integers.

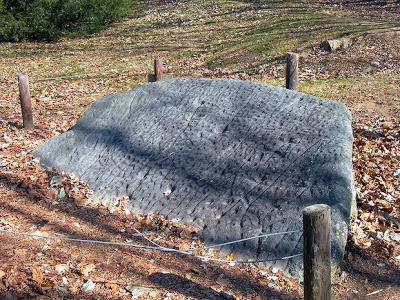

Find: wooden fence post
<box><xmin>154</xmin><ymin>58</ymin><xmax>163</xmax><ymax>81</ymax></box>
<box><xmin>18</xmin><ymin>74</ymin><xmax>34</xmax><ymax>129</ymax></box>
<box><xmin>303</xmin><ymin>204</ymin><xmax>331</xmax><ymax>300</ymax></box>
<box><xmin>286</xmin><ymin>52</ymin><xmax>299</xmax><ymax>90</ymax></box>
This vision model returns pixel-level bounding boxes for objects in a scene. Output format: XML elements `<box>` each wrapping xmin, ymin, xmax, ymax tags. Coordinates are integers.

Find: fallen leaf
<box><xmin>268</xmin><ymin>282</ymin><xmax>281</xmax><ymax>292</ymax></box>
<box><xmin>83</xmin><ymin>279</ymin><xmax>95</xmax><ymax>291</ymax></box>
<box><xmin>32</xmin><ymin>267</ymin><xmax>43</xmax><ymax>285</ymax></box>
<box><xmin>225</xmin><ymin>252</ymin><xmax>235</xmax><ymax>261</ymax></box>
<box><xmin>389</xmin><ymin>232</ymin><xmax>400</xmax><ymax>242</ymax></box>
<box><xmin>79</xmin><ymin>263</ymin><xmax>95</xmax><ymax>277</ymax></box>
<box><xmin>216</xmin><ymin>274</ymin><xmax>230</xmax><ymax>286</ymax></box>
<box><xmin>55</xmin><ymin>264</ymin><xmax>69</xmax><ymax>274</ymax></box>
<box><xmin>105</xmin><ymin>282</ymin><xmax>119</xmax><ymax>291</ymax></box>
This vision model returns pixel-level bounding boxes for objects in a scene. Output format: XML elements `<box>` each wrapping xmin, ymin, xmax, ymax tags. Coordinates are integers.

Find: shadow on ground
<box><xmin>0</xmin><ymin>172</ymin><xmax>300</xmax><ymax>299</ymax></box>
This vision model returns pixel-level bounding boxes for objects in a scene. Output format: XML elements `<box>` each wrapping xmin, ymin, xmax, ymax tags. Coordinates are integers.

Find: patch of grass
<box><xmin>204</xmin><ymin>1</ymin><xmax>399</xmax><ymax>69</ymax></box>
<box><xmin>0</xmin><ymin>0</ymin><xmax>398</xmax><ymax>116</ymax></box>
<box><xmin>299</xmin><ymin>74</ymin><xmax>400</xmax><ymax>110</ymax></box>
<box><xmin>259</xmin><ymin>74</ymin><xmax>399</xmax><ymax>115</ymax></box>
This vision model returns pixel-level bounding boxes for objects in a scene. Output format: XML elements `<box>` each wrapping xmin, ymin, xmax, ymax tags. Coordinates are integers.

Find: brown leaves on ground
<box><xmin>351</xmin><ymin>115</ymin><xmax>400</xmax><ymax>263</ymax></box>
<box><xmin>0</xmin><ymin>1</ymin><xmax>399</xmax><ymax>299</ymax></box>
<box><xmin>0</xmin><ymin>117</ymin><xmax>299</xmax><ymax>298</ymax></box>
<box><xmin>0</xmin><ymin>91</ymin><xmax>398</xmax><ymax>299</ymax></box>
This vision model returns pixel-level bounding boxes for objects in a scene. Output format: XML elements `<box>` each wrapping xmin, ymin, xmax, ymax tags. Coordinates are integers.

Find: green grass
<box><xmin>258</xmin><ymin>74</ymin><xmax>399</xmax><ymax>111</ymax></box>
<box><xmin>0</xmin><ymin>0</ymin><xmax>398</xmax><ymax>113</ymax></box>
<box><xmin>204</xmin><ymin>2</ymin><xmax>398</xmax><ymax>68</ymax></box>
<box><xmin>299</xmin><ymin>75</ymin><xmax>400</xmax><ymax>109</ymax></box>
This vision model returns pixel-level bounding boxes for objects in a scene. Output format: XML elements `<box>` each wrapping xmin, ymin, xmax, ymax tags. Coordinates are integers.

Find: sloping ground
<box><xmin>0</xmin><ymin>0</ymin><xmax>399</xmax><ymax>299</ymax></box>
<box><xmin>0</xmin><ymin>0</ymin><xmax>399</xmax><ymax>77</ymax></box>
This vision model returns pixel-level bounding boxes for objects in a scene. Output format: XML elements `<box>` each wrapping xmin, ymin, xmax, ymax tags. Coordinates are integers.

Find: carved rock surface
<box><xmin>35</xmin><ymin>78</ymin><xmax>355</xmax><ymax>278</ymax></box>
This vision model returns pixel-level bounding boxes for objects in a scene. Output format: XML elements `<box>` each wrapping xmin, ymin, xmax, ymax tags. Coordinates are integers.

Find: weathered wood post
<box><xmin>286</xmin><ymin>52</ymin><xmax>299</xmax><ymax>90</ymax></box>
<box><xmin>154</xmin><ymin>58</ymin><xmax>163</xmax><ymax>81</ymax></box>
<box><xmin>18</xmin><ymin>74</ymin><xmax>34</xmax><ymax>129</ymax></box>
<box><xmin>303</xmin><ymin>204</ymin><xmax>331</xmax><ymax>300</ymax></box>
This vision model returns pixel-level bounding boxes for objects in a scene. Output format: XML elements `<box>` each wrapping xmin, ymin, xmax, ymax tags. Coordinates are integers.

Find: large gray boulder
<box><xmin>35</xmin><ymin>78</ymin><xmax>355</xmax><ymax>278</ymax></box>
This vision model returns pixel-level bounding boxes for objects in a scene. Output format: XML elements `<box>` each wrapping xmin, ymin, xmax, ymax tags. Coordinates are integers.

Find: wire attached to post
<box><xmin>0</xmin><ymin>227</ymin><xmax>302</xmax><ymax>264</ymax></box>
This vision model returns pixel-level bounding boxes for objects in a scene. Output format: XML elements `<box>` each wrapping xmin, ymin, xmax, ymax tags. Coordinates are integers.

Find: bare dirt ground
<box><xmin>0</xmin><ymin>0</ymin><xmax>399</xmax><ymax>299</ymax></box>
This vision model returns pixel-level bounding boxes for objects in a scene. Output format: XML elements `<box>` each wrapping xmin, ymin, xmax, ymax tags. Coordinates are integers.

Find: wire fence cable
<box><xmin>0</xmin><ymin>227</ymin><xmax>303</xmax><ymax>264</ymax></box>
